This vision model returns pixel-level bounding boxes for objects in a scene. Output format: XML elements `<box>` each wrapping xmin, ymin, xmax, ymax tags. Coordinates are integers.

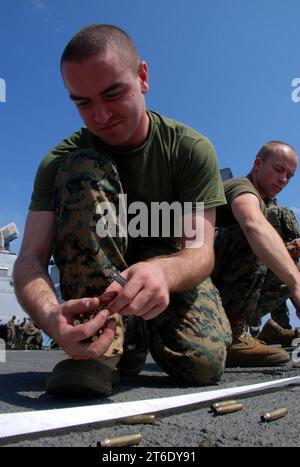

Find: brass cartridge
<box><xmin>261</xmin><ymin>408</ymin><xmax>288</xmax><ymax>422</ymax></box>
<box><xmin>120</xmin><ymin>414</ymin><xmax>156</xmax><ymax>425</ymax></box>
<box><xmin>211</xmin><ymin>400</ymin><xmax>237</xmax><ymax>411</ymax></box>
<box><xmin>98</xmin><ymin>433</ymin><xmax>142</xmax><ymax>447</ymax></box>
<box><xmin>214</xmin><ymin>403</ymin><xmax>244</xmax><ymax>415</ymax></box>
<box><xmin>198</xmin><ymin>438</ymin><xmax>216</xmax><ymax>447</ymax></box>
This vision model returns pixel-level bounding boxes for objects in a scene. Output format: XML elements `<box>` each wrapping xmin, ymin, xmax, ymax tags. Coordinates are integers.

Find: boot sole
<box><xmin>47</xmin><ymin>359</ymin><xmax>118</xmax><ymax>397</ymax></box>
<box><xmin>226</xmin><ymin>353</ymin><xmax>290</xmax><ymax>368</ymax></box>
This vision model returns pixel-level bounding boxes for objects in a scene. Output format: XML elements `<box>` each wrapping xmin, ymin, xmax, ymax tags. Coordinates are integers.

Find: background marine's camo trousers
<box><xmin>213</xmin><ymin>205</ymin><xmax>300</xmax><ymax>328</ymax></box>
<box><xmin>255</xmin><ymin>205</ymin><xmax>300</xmax><ymax>329</ymax></box>
<box><xmin>52</xmin><ymin>149</ymin><xmax>232</xmax><ymax>385</ymax></box>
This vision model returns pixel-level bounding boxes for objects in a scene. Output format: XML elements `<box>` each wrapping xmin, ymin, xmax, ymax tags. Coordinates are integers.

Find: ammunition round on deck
<box><xmin>261</xmin><ymin>408</ymin><xmax>288</xmax><ymax>422</ymax></box>
<box><xmin>98</xmin><ymin>432</ymin><xmax>142</xmax><ymax>447</ymax></box>
<box><xmin>211</xmin><ymin>400</ymin><xmax>237</xmax><ymax>411</ymax></box>
<box><xmin>214</xmin><ymin>403</ymin><xmax>244</xmax><ymax>415</ymax></box>
<box><xmin>198</xmin><ymin>438</ymin><xmax>216</xmax><ymax>447</ymax></box>
<box><xmin>120</xmin><ymin>414</ymin><xmax>156</xmax><ymax>425</ymax></box>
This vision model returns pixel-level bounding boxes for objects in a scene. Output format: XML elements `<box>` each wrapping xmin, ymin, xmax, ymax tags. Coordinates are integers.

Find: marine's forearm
<box><xmin>13</xmin><ymin>255</ymin><xmax>59</xmax><ymax>329</ymax></box>
<box><xmin>149</xmin><ymin>244</ymin><xmax>214</xmax><ymax>293</ymax></box>
<box><xmin>244</xmin><ymin>220</ymin><xmax>300</xmax><ymax>292</ymax></box>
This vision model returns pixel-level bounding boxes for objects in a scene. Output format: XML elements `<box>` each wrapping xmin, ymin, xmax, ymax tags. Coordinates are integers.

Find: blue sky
<box><xmin>0</xmin><ymin>1</ymin><xmax>299</xmax><ymax>321</ymax></box>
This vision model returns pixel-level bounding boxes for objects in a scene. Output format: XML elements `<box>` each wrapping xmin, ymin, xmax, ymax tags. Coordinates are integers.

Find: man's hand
<box><xmin>287</xmin><ymin>239</ymin><xmax>300</xmax><ymax>260</ymax></box>
<box><xmin>101</xmin><ymin>262</ymin><xmax>170</xmax><ymax>321</ymax></box>
<box><xmin>47</xmin><ymin>297</ymin><xmax>116</xmax><ymax>360</ymax></box>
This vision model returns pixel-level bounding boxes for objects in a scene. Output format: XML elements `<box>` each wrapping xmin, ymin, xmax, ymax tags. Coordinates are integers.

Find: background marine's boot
<box><xmin>257</xmin><ymin>319</ymin><xmax>300</xmax><ymax>347</ymax></box>
<box><xmin>226</xmin><ymin>320</ymin><xmax>290</xmax><ymax>367</ymax></box>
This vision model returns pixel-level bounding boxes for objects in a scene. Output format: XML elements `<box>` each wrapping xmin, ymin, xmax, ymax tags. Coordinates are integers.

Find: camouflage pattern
<box><xmin>53</xmin><ymin>149</ymin><xmax>128</xmax><ymax>300</ymax></box>
<box><xmin>266</xmin><ymin>205</ymin><xmax>300</xmax><ymax>244</ymax></box>
<box><xmin>126</xmin><ymin>241</ymin><xmax>232</xmax><ymax>385</ymax></box>
<box><xmin>254</xmin><ymin>273</ymin><xmax>291</xmax><ymax>328</ymax></box>
<box><xmin>25</xmin><ymin>328</ymin><xmax>43</xmax><ymax>348</ymax></box>
<box><xmin>269</xmin><ymin>304</ymin><xmax>292</xmax><ymax>329</ymax></box>
<box><xmin>213</xmin><ymin>224</ymin><xmax>267</xmax><ymax>324</ymax></box>
<box><xmin>53</xmin><ymin>149</ymin><xmax>232</xmax><ymax>384</ymax></box>
<box><xmin>253</xmin><ymin>205</ymin><xmax>300</xmax><ymax>329</ymax></box>
<box><xmin>213</xmin><ymin>204</ymin><xmax>300</xmax><ymax>328</ymax></box>
<box><xmin>147</xmin><ymin>279</ymin><xmax>232</xmax><ymax>385</ymax></box>
<box><xmin>6</xmin><ymin>318</ymin><xmax>16</xmax><ymax>343</ymax></box>
<box><xmin>53</xmin><ymin>149</ymin><xmax>127</xmax><ymax>362</ymax></box>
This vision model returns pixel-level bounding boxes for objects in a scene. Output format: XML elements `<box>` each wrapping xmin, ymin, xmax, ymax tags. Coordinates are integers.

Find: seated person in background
<box><xmin>25</xmin><ymin>323</ymin><xmax>43</xmax><ymax>350</ymax></box>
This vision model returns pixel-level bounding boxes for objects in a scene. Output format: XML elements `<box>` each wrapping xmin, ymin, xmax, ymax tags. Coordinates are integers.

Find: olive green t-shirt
<box><xmin>216</xmin><ymin>174</ymin><xmax>267</xmax><ymax>227</ymax></box>
<box><xmin>30</xmin><ymin>110</ymin><xmax>226</xmax><ymax>213</ymax></box>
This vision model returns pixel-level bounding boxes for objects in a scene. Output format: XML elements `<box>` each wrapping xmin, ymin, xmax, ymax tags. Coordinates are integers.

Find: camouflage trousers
<box><xmin>52</xmin><ymin>149</ymin><xmax>232</xmax><ymax>385</ymax></box>
<box><xmin>213</xmin><ymin>205</ymin><xmax>300</xmax><ymax>328</ymax></box>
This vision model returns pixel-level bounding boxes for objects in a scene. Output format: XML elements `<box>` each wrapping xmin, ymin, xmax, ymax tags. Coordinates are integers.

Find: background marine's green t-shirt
<box><xmin>216</xmin><ymin>175</ymin><xmax>267</xmax><ymax>227</ymax></box>
<box><xmin>30</xmin><ymin>110</ymin><xmax>226</xmax><ymax>212</ymax></box>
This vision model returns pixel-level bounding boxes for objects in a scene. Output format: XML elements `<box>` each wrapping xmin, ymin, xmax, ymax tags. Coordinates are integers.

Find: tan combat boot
<box><xmin>47</xmin><ymin>314</ymin><xmax>124</xmax><ymax>397</ymax></box>
<box><xmin>226</xmin><ymin>320</ymin><xmax>290</xmax><ymax>367</ymax></box>
<box><xmin>257</xmin><ymin>319</ymin><xmax>300</xmax><ymax>347</ymax></box>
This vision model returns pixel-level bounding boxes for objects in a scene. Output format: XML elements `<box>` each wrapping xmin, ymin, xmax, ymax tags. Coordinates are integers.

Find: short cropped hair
<box><xmin>60</xmin><ymin>24</ymin><xmax>141</xmax><ymax>72</ymax></box>
<box><xmin>256</xmin><ymin>141</ymin><xmax>296</xmax><ymax>162</ymax></box>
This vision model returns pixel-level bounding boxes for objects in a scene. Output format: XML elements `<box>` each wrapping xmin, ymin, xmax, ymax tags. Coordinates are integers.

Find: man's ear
<box><xmin>138</xmin><ymin>61</ymin><xmax>149</xmax><ymax>94</ymax></box>
<box><xmin>253</xmin><ymin>156</ymin><xmax>263</xmax><ymax>171</ymax></box>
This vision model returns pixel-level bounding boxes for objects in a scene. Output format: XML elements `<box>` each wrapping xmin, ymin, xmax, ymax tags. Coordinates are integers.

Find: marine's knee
<box><xmin>160</xmin><ymin>350</ymin><xmax>226</xmax><ymax>386</ymax></box>
<box><xmin>181</xmin><ymin>353</ymin><xmax>226</xmax><ymax>385</ymax></box>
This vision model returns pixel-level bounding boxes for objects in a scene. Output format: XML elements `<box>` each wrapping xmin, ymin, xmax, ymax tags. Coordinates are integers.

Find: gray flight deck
<box><xmin>0</xmin><ymin>350</ymin><xmax>299</xmax><ymax>448</ymax></box>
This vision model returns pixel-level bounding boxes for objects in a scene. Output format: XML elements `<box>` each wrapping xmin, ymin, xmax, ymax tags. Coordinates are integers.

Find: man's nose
<box><xmin>278</xmin><ymin>174</ymin><xmax>288</xmax><ymax>186</ymax></box>
<box><xmin>93</xmin><ymin>103</ymin><xmax>113</xmax><ymax>124</ymax></box>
